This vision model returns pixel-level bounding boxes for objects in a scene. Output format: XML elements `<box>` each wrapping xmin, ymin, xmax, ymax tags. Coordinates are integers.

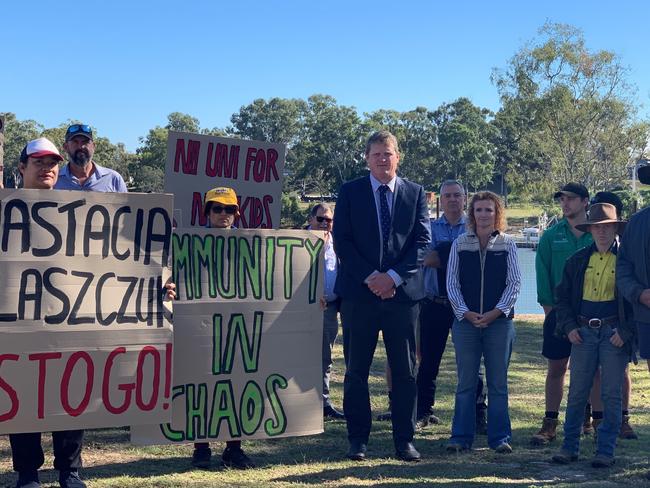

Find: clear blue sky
<box><xmin>2</xmin><ymin>0</ymin><xmax>649</xmax><ymax>151</ymax></box>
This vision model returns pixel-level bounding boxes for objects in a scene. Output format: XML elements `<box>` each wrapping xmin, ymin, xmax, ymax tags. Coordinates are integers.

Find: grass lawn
<box><xmin>2</xmin><ymin>315</ymin><xmax>650</xmax><ymax>487</ymax></box>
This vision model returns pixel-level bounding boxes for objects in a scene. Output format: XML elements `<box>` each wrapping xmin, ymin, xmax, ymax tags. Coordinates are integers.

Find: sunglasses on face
<box><xmin>67</xmin><ymin>124</ymin><xmax>92</xmax><ymax>136</ymax></box>
<box><xmin>211</xmin><ymin>205</ymin><xmax>237</xmax><ymax>215</ymax></box>
<box><xmin>316</xmin><ymin>216</ymin><xmax>333</xmax><ymax>223</ymax></box>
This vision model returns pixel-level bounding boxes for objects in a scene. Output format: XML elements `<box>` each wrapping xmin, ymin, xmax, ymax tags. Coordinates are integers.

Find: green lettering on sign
<box><xmin>264</xmin><ymin>374</ymin><xmax>288</xmax><ymax>436</ymax></box>
<box><xmin>208</xmin><ymin>380</ymin><xmax>241</xmax><ymax>438</ymax></box>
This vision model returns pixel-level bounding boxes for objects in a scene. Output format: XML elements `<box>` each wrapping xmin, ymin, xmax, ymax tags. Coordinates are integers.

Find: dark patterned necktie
<box><xmin>379</xmin><ymin>185</ymin><xmax>391</xmax><ymax>258</ymax></box>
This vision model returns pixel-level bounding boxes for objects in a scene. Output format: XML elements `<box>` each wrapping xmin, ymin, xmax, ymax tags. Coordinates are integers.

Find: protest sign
<box><xmin>131</xmin><ymin>228</ymin><xmax>324</xmax><ymax>445</ymax></box>
<box><xmin>0</xmin><ymin>189</ymin><xmax>174</xmax><ymax>434</ymax></box>
<box><xmin>164</xmin><ymin>131</ymin><xmax>286</xmax><ymax>229</ymax></box>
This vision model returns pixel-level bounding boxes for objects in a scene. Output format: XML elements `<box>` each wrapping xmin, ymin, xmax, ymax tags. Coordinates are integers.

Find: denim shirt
<box><xmin>423</xmin><ymin>214</ymin><xmax>467</xmax><ymax>298</ymax></box>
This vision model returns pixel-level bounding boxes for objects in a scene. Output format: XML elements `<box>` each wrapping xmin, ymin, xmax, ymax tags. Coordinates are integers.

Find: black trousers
<box><xmin>10</xmin><ymin>430</ymin><xmax>83</xmax><ymax>473</ymax></box>
<box><xmin>341</xmin><ymin>299</ymin><xmax>418</xmax><ymax>446</ymax></box>
<box><xmin>416</xmin><ymin>299</ymin><xmax>486</xmax><ymax>417</ymax></box>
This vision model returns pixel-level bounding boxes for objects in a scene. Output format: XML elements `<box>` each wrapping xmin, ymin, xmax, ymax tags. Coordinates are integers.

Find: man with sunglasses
<box><xmin>55</xmin><ymin>124</ymin><xmax>127</xmax><ymax>192</ymax></box>
<box><xmin>307</xmin><ymin>203</ymin><xmax>345</xmax><ymax>421</ymax></box>
<box><xmin>10</xmin><ymin>138</ymin><xmax>86</xmax><ymax>488</ymax></box>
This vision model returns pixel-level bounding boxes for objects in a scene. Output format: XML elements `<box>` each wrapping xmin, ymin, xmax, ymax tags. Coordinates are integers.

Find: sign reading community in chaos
<box><xmin>131</xmin><ymin>228</ymin><xmax>324</xmax><ymax>445</ymax></box>
<box><xmin>164</xmin><ymin>131</ymin><xmax>286</xmax><ymax>229</ymax></box>
<box><xmin>0</xmin><ymin>189</ymin><xmax>174</xmax><ymax>434</ymax></box>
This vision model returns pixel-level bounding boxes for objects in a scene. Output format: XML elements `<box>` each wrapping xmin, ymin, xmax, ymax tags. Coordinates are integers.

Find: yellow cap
<box><xmin>203</xmin><ymin>187</ymin><xmax>239</xmax><ymax>214</ymax></box>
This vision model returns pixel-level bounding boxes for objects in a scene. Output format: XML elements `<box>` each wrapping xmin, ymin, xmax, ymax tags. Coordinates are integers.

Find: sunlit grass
<box><xmin>1</xmin><ymin>317</ymin><xmax>649</xmax><ymax>487</ymax></box>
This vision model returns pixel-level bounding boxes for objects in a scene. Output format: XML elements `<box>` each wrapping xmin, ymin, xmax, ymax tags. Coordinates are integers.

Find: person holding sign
<box><xmin>190</xmin><ymin>186</ymin><xmax>255</xmax><ymax>470</ymax></box>
<box><xmin>9</xmin><ymin>137</ymin><xmax>86</xmax><ymax>488</ymax></box>
<box><xmin>55</xmin><ymin>124</ymin><xmax>127</xmax><ymax>192</ymax></box>
<box><xmin>333</xmin><ymin>130</ymin><xmax>430</xmax><ymax>462</ymax></box>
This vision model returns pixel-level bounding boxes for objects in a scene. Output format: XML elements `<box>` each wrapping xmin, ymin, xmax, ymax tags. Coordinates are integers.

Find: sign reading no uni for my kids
<box><xmin>164</xmin><ymin>131</ymin><xmax>286</xmax><ymax>229</ymax></box>
<box><xmin>0</xmin><ymin>189</ymin><xmax>174</xmax><ymax>434</ymax></box>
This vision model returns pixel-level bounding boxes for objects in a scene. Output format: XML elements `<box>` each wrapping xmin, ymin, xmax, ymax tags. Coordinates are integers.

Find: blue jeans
<box><xmin>562</xmin><ymin>324</ymin><xmax>628</xmax><ymax>458</ymax></box>
<box><xmin>450</xmin><ymin>317</ymin><xmax>515</xmax><ymax>449</ymax></box>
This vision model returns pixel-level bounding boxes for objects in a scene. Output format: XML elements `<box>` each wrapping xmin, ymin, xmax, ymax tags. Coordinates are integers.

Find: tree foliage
<box><xmin>3</xmin><ymin>22</ymin><xmax>649</xmax><ymax>206</ymax></box>
<box><xmin>492</xmin><ymin>22</ymin><xmax>647</xmax><ymax>192</ymax></box>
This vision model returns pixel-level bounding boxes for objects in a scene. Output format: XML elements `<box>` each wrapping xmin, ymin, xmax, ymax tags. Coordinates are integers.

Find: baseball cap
<box><xmin>553</xmin><ymin>182</ymin><xmax>589</xmax><ymax>200</ymax></box>
<box><xmin>65</xmin><ymin>124</ymin><xmax>93</xmax><ymax>142</ymax></box>
<box><xmin>203</xmin><ymin>187</ymin><xmax>239</xmax><ymax>214</ymax></box>
<box><xmin>638</xmin><ymin>160</ymin><xmax>650</xmax><ymax>185</ymax></box>
<box><xmin>591</xmin><ymin>191</ymin><xmax>623</xmax><ymax>217</ymax></box>
<box><xmin>19</xmin><ymin>137</ymin><xmax>64</xmax><ymax>163</ymax></box>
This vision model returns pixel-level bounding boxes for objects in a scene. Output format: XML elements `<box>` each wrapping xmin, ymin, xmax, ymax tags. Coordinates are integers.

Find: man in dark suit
<box><xmin>332</xmin><ymin>130</ymin><xmax>431</xmax><ymax>462</ymax></box>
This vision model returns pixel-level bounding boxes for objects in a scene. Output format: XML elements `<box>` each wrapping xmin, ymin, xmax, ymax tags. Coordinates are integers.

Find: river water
<box><xmin>515</xmin><ymin>247</ymin><xmax>542</xmax><ymax>315</ymax></box>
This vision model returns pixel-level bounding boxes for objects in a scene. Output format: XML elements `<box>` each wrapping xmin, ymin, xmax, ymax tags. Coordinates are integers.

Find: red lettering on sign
<box><xmin>174</xmin><ymin>139</ymin><xmax>200</xmax><ymax>175</ymax></box>
<box><xmin>0</xmin><ymin>354</ymin><xmax>19</xmax><ymax>422</ymax></box>
<box><xmin>204</xmin><ymin>143</ymin><xmax>215</xmax><ymax>176</ymax></box>
<box><xmin>28</xmin><ymin>352</ymin><xmax>62</xmax><ymax>419</ymax></box>
<box><xmin>102</xmin><ymin>347</ymin><xmax>135</xmax><ymax>415</ymax></box>
<box><xmin>263</xmin><ymin>195</ymin><xmax>274</xmax><ymax>229</ymax></box>
<box><xmin>244</xmin><ymin>148</ymin><xmax>256</xmax><ymax>181</ymax></box>
<box><xmin>191</xmin><ymin>192</ymin><xmax>208</xmax><ymax>227</ymax></box>
<box><xmin>135</xmin><ymin>346</ymin><xmax>160</xmax><ymax>411</ymax></box>
<box><xmin>266</xmin><ymin>149</ymin><xmax>279</xmax><ymax>182</ymax></box>
<box><xmin>163</xmin><ymin>343</ymin><xmax>172</xmax><ymax>409</ymax></box>
<box><xmin>61</xmin><ymin>352</ymin><xmax>94</xmax><ymax>417</ymax></box>
<box><xmin>250</xmin><ymin>196</ymin><xmax>263</xmax><ymax>227</ymax></box>
<box><xmin>211</xmin><ymin>143</ymin><xmax>239</xmax><ymax>179</ymax></box>
<box><xmin>253</xmin><ymin>149</ymin><xmax>266</xmax><ymax>183</ymax></box>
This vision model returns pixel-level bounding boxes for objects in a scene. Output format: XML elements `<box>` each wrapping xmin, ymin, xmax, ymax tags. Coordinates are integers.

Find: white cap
<box><xmin>20</xmin><ymin>137</ymin><xmax>64</xmax><ymax>163</ymax></box>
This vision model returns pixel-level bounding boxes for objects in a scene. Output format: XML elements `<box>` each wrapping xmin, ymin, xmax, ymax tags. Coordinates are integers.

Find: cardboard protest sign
<box><xmin>0</xmin><ymin>189</ymin><xmax>174</xmax><ymax>434</ymax></box>
<box><xmin>164</xmin><ymin>131</ymin><xmax>286</xmax><ymax>229</ymax></box>
<box><xmin>131</xmin><ymin>228</ymin><xmax>324</xmax><ymax>445</ymax></box>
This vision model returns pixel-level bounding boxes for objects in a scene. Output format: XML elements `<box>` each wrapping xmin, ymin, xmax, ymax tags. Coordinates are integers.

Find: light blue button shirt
<box><xmin>55</xmin><ymin>162</ymin><xmax>127</xmax><ymax>192</ymax></box>
<box><xmin>423</xmin><ymin>214</ymin><xmax>467</xmax><ymax>297</ymax></box>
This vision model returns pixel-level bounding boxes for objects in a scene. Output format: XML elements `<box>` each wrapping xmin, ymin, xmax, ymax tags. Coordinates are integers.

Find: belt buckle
<box><xmin>588</xmin><ymin>318</ymin><xmax>602</xmax><ymax>328</ymax></box>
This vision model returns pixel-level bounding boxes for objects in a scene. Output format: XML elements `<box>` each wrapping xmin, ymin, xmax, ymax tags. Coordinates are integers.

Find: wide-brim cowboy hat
<box><xmin>575</xmin><ymin>203</ymin><xmax>626</xmax><ymax>234</ymax></box>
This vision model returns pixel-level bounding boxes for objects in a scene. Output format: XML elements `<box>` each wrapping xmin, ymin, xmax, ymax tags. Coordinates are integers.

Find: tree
<box><xmin>491</xmin><ymin>99</ymin><xmax>551</xmax><ymax>203</ymax></box>
<box><xmin>228</xmin><ymin>97</ymin><xmax>307</xmax><ymax>194</ymax></box>
<box><xmin>492</xmin><ymin>22</ymin><xmax>646</xmax><ymax>193</ymax></box>
<box><xmin>292</xmin><ymin>95</ymin><xmax>365</xmax><ymax>195</ymax></box>
<box><xmin>432</xmin><ymin>98</ymin><xmax>496</xmax><ymax>190</ymax></box>
<box><xmin>363</xmin><ymin>107</ymin><xmax>439</xmax><ymax>190</ymax></box>
<box><xmin>0</xmin><ymin>113</ymin><xmax>42</xmax><ymax>184</ymax></box>
<box><xmin>133</xmin><ymin>112</ymin><xmax>222</xmax><ymax>192</ymax></box>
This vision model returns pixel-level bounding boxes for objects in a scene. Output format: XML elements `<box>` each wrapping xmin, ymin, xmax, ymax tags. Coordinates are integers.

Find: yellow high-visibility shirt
<box><xmin>582</xmin><ymin>251</ymin><xmax>616</xmax><ymax>302</ymax></box>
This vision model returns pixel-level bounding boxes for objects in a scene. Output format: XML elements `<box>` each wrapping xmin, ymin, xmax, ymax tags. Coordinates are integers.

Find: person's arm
<box><xmin>423</xmin><ymin>221</ymin><xmax>440</xmax><ymax>268</ymax></box>
<box><xmin>555</xmin><ymin>255</ymin><xmax>580</xmax><ymax>338</ymax></box>
<box><xmin>386</xmin><ymin>185</ymin><xmax>431</xmax><ymax>286</ymax></box>
<box><xmin>616</xmin><ymin>218</ymin><xmax>646</xmax><ymax>306</ymax></box>
<box><xmin>535</xmin><ymin>231</ymin><xmax>554</xmax><ymax>308</ymax></box>
<box><xmin>493</xmin><ymin>238</ymin><xmax>522</xmax><ymax>317</ymax></box>
<box><xmin>332</xmin><ymin>182</ymin><xmax>378</xmax><ymax>284</ymax></box>
<box><xmin>446</xmin><ymin>239</ymin><xmax>469</xmax><ymax>321</ymax></box>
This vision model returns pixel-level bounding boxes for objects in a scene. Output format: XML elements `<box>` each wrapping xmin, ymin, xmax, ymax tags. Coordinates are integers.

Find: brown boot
<box><xmin>619</xmin><ymin>415</ymin><xmax>638</xmax><ymax>440</ymax></box>
<box><xmin>531</xmin><ymin>417</ymin><xmax>558</xmax><ymax>446</ymax></box>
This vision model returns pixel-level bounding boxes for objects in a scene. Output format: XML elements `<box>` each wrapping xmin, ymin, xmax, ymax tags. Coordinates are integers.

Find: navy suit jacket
<box><xmin>332</xmin><ymin>175</ymin><xmax>431</xmax><ymax>302</ymax></box>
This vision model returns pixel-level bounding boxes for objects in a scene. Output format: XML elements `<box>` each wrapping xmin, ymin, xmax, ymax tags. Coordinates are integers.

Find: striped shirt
<box><xmin>447</xmin><ymin>231</ymin><xmax>521</xmax><ymax>321</ymax></box>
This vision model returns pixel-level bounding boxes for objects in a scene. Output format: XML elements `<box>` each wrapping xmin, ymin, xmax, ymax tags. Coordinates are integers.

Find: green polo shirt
<box><xmin>535</xmin><ymin>218</ymin><xmax>593</xmax><ymax>306</ymax></box>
